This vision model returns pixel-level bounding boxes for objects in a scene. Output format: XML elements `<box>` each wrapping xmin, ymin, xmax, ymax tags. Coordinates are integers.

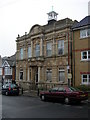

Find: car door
<box><xmin>57</xmin><ymin>87</ymin><xmax>66</xmax><ymax>101</ymax></box>
<box><xmin>46</xmin><ymin>87</ymin><xmax>58</xmax><ymax>100</ymax></box>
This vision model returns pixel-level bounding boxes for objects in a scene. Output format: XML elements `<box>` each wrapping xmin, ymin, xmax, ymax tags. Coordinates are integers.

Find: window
<box><xmin>81</xmin><ymin>51</ymin><xmax>90</xmax><ymax>60</ymax></box>
<box><xmin>35</xmin><ymin>44</ymin><xmax>40</xmax><ymax>57</ymax></box>
<box><xmin>5</xmin><ymin>67</ymin><xmax>12</xmax><ymax>75</ymax></box>
<box><xmin>0</xmin><ymin>68</ymin><xmax>2</xmax><ymax>75</ymax></box>
<box><xmin>46</xmin><ymin>42</ymin><xmax>52</xmax><ymax>56</ymax></box>
<box><xmin>51</xmin><ymin>87</ymin><xmax>58</xmax><ymax>92</ymax></box>
<box><xmin>59</xmin><ymin>69</ymin><xmax>65</xmax><ymax>82</ymax></box>
<box><xmin>58</xmin><ymin>87</ymin><xmax>66</xmax><ymax>92</ymax></box>
<box><xmin>20</xmin><ymin>48</ymin><xmax>23</xmax><ymax>60</ymax></box>
<box><xmin>80</xmin><ymin>28</ymin><xmax>90</xmax><ymax>38</ymax></box>
<box><xmin>28</xmin><ymin>46</ymin><xmax>31</xmax><ymax>58</ymax></box>
<box><xmin>46</xmin><ymin>69</ymin><xmax>52</xmax><ymax>81</ymax></box>
<box><xmin>82</xmin><ymin>74</ymin><xmax>90</xmax><ymax>85</ymax></box>
<box><xmin>20</xmin><ymin>70</ymin><xmax>23</xmax><ymax>80</ymax></box>
<box><xmin>58</xmin><ymin>40</ymin><xmax>64</xmax><ymax>55</ymax></box>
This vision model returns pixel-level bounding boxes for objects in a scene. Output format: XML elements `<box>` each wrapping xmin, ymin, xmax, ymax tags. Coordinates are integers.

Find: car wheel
<box><xmin>64</xmin><ymin>97</ymin><xmax>69</xmax><ymax>104</ymax></box>
<box><xmin>5</xmin><ymin>91</ymin><xmax>8</xmax><ymax>96</ymax></box>
<box><xmin>41</xmin><ymin>95</ymin><xmax>45</xmax><ymax>101</ymax></box>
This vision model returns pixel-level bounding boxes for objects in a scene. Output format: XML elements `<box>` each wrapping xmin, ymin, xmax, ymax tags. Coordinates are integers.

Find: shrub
<box><xmin>75</xmin><ymin>85</ymin><xmax>90</xmax><ymax>92</ymax></box>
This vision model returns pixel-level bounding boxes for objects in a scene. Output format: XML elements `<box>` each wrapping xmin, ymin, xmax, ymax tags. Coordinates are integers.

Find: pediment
<box><xmin>29</xmin><ymin>24</ymin><xmax>43</xmax><ymax>35</ymax></box>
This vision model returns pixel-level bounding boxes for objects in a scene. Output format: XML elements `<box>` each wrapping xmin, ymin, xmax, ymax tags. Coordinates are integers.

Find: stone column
<box><xmin>40</xmin><ymin>38</ymin><xmax>43</xmax><ymax>56</ymax></box>
<box><xmin>27</xmin><ymin>67</ymin><xmax>30</xmax><ymax>81</ymax></box>
<box><xmin>31</xmin><ymin>41</ymin><xmax>33</xmax><ymax>57</ymax></box>
<box><xmin>23</xmin><ymin>65</ymin><xmax>26</xmax><ymax>81</ymax></box>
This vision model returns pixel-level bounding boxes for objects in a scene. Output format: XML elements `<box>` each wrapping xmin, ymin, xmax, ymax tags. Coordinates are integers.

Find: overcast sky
<box><xmin>0</xmin><ymin>0</ymin><xmax>89</xmax><ymax>57</ymax></box>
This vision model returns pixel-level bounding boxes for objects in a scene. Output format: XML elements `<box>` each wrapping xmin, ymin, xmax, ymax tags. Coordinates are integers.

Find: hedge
<box><xmin>75</xmin><ymin>85</ymin><xmax>90</xmax><ymax>92</ymax></box>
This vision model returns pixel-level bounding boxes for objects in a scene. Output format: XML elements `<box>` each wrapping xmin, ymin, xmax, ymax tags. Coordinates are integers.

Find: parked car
<box><xmin>2</xmin><ymin>83</ymin><xmax>19</xmax><ymax>96</ymax></box>
<box><xmin>40</xmin><ymin>86</ymin><xmax>88</xmax><ymax>104</ymax></box>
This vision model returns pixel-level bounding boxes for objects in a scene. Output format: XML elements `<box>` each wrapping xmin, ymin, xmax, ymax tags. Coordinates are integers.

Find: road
<box><xmin>2</xmin><ymin>95</ymin><xmax>89</xmax><ymax>118</ymax></box>
<box><xmin>0</xmin><ymin>95</ymin><xmax>2</xmax><ymax>120</ymax></box>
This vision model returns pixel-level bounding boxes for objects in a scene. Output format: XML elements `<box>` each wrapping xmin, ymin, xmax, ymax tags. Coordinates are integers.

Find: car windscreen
<box><xmin>10</xmin><ymin>84</ymin><xmax>18</xmax><ymax>88</ymax></box>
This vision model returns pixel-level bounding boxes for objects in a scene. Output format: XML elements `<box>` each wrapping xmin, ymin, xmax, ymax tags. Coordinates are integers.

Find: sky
<box><xmin>0</xmin><ymin>0</ymin><xmax>89</xmax><ymax>57</ymax></box>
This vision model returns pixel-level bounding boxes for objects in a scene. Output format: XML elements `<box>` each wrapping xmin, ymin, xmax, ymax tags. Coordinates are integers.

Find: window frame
<box><xmin>58</xmin><ymin>69</ymin><xmax>65</xmax><ymax>82</ymax></box>
<box><xmin>81</xmin><ymin>50</ymin><xmax>90</xmax><ymax>61</ymax></box>
<box><xmin>81</xmin><ymin>74</ymin><xmax>90</xmax><ymax>85</ymax></box>
<box><xmin>4</xmin><ymin>67</ymin><xmax>12</xmax><ymax>75</ymax></box>
<box><xmin>46</xmin><ymin>69</ymin><xmax>52</xmax><ymax>82</ymax></box>
<box><xmin>35</xmin><ymin>44</ymin><xmax>40</xmax><ymax>57</ymax></box>
<box><xmin>58</xmin><ymin>40</ymin><xmax>64</xmax><ymax>55</ymax></box>
<box><xmin>28</xmin><ymin>46</ymin><xmax>31</xmax><ymax>58</ymax></box>
<box><xmin>46</xmin><ymin>42</ymin><xmax>52</xmax><ymax>57</ymax></box>
<box><xmin>80</xmin><ymin>28</ymin><xmax>90</xmax><ymax>38</ymax></box>
<box><xmin>19</xmin><ymin>70</ymin><xmax>23</xmax><ymax>80</ymax></box>
<box><xmin>20</xmin><ymin>48</ymin><xmax>23</xmax><ymax>60</ymax></box>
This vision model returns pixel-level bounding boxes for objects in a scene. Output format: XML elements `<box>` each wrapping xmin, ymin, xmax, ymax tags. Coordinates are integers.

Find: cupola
<box><xmin>47</xmin><ymin>7</ymin><xmax>58</xmax><ymax>24</ymax></box>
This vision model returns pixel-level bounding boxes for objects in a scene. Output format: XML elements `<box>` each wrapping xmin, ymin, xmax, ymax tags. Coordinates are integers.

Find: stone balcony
<box><xmin>28</xmin><ymin>56</ymin><xmax>44</xmax><ymax>62</ymax></box>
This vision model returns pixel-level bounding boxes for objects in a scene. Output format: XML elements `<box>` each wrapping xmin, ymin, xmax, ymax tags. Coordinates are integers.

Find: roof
<box><xmin>72</xmin><ymin>15</ymin><xmax>90</xmax><ymax>29</ymax></box>
<box><xmin>2</xmin><ymin>54</ymin><xmax>16</xmax><ymax>67</ymax></box>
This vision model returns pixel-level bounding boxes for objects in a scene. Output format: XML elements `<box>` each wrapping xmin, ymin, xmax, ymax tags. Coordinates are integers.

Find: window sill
<box><xmin>81</xmin><ymin>83</ymin><xmax>90</xmax><ymax>85</ymax></box>
<box><xmin>80</xmin><ymin>60</ymin><xmax>90</xmax><ymax>62</ymax></box>
<box><xmin>80</xmin><ymin>36</ymin><xmax>90</xmax><ymax>40</ymax></box>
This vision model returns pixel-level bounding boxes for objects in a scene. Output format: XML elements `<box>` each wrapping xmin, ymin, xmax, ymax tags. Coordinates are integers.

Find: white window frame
<box><xmin>58</xmin><ymin>40</ymin><xmax>64</xmax><ymax>55</ymax></box>
<box><xmin>5</xmin><ymin>67</ymin><xmax>12</xmax><ymax>75</ymax></box>
<box><xmin>81</xmin><ymin>74</ymin><xmax>90</xmax><ymax>85</ymax></box>
<box><xmin>80</xmin><ymin>28</ymin><xmax>90</xmax><ymax>38</ymax></box>
<box><xmin>81</xmin><ymin>51</ymin><xmax>90</xmax><ymax>61</ymax></box>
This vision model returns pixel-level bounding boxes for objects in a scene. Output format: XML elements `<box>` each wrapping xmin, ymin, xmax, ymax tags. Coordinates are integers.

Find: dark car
<box><xmin>40</xmin><ymin>86</ymin><xmax>88</xmax><ymax>104</ymax></box>
<box><xmin>2</xmin><ymin>83</ymin><xmax>19</xmax><ymax>96</ymax></box>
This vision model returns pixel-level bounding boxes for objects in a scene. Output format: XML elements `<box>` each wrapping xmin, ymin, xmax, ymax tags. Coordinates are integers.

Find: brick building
<box><xmin>16</xmin><ymin>10</ymin><xmax>76</xmax><ymax>90</ymax></box>
<box><xmin>72</xmin><ymin>16</ymin><xmax>90</xmax><ymax>86</ymax></box>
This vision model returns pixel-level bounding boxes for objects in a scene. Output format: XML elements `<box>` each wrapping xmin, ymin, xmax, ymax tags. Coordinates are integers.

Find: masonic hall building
<box><xmin>16</xmin><ymin>10</ymin><xmax>75</xmax><ymax>89</ymax></box>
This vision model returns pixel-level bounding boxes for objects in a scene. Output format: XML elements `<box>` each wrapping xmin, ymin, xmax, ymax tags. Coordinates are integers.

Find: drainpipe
<box><xmin>72</xmin><ymin>31</ymin><xmax>75</xmax><ymax>87</ymax></box>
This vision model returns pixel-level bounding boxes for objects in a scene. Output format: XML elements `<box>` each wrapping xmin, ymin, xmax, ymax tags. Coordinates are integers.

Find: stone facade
<box><xmin>0</xmin><ymin>56</ymin><xmax>2</xmax><ymax>82</ymax></box>
<box><xmin>16</xmin><ymin>11</ymin><xmax>75</xmax><ymax>90</ymax></box>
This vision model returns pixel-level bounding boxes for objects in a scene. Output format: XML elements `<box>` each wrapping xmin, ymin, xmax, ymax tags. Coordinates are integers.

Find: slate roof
<box><xmin>72</xmin><ymin>15</ymin><xmax>90</xmax><ymax>29</ymax></box>
<box><xmin>2</xmin><ymin>54</ymin><xmax>16</xmax><ymax>67</ymax></box>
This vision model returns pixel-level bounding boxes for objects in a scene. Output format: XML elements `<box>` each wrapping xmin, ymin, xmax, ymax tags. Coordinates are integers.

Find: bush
<box><xmin>75</xmin><ymin>85</ymin><xmax>90</xmax><ymax>92</ymax></box>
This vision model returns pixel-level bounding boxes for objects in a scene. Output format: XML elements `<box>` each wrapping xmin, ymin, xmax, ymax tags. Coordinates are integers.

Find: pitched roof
<box><xmin>72</xmin><ymin>15</ymin><xmax>90</xmax><ymax>29</ymax></box>
<box><xmin>2</xmin><ymin>54</ymin><xmax>16</xmax><ymax>67</ymax></box>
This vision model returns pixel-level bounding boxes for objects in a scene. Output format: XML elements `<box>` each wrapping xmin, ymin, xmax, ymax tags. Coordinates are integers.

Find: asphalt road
<box><xmin>0</xmin><ymin>95</ymin><xmax>2</xmax><ymax>119</ymax></box>
<box><xmin>2</xmin><ymin>95</ymin><xmax>89</xmax><ymax>118</ymax></box>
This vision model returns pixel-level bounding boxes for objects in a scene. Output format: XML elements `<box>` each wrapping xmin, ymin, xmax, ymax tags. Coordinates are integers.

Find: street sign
<box><xmin>68</xmin><ymin>73</ymin><xmax>72</xmax><ymax>79</ymax></box>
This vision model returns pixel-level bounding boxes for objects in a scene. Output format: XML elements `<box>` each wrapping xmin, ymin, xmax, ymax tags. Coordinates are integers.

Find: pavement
<box><xmin>22</xmin><ymin>90</ymin><xmax>39</xmax><ymax>98</ymax></box>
